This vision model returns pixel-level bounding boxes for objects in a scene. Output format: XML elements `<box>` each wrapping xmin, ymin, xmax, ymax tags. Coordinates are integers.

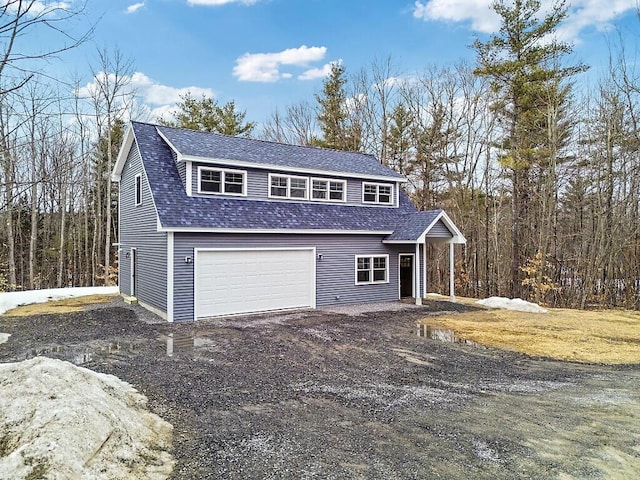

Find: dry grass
<box><xmin>421</xmin><ymin>301</ymin><xmax>640</xmax><ymax>364</ymax></box>
<box><xmin>4</xmin><ymin>294</ymin><xmax>117</xmax><ymax>317</ymax></box>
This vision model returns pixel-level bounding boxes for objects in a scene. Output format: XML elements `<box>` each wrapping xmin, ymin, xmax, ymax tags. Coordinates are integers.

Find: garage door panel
<box><xmin>195</xmin><ymin>249</ymin><xmax>315</xmax><ymax>317</ymax></box>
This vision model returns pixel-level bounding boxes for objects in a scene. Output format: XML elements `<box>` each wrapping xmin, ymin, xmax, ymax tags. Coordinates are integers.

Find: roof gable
<box><xmin>155</xmin><ymin>124</ymin><xmax>405</xmax><ymax>181</ymax></box>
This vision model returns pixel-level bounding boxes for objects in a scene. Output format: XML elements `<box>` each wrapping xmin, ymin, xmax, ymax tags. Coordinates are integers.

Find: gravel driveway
<box><xmin>1</xmin><ymin>298</ymin><xmax>639</xmax><ymax>479</ymax></box>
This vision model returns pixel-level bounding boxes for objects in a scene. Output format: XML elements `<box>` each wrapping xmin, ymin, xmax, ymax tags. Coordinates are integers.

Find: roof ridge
<box><xmin>140</xmin><ymin>120</ymin><xmax>378</xmax><ymax>159</ymax></box>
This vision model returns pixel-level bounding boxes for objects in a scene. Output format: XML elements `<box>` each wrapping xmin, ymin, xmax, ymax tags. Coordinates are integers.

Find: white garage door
<box><xmin>194</xmin><ymin>248</ymin><xmax>316</xmax><ymax>318</ymax></box>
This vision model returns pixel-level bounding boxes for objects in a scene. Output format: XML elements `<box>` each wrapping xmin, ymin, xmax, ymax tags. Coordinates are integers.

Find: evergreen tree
<box><xmin>473</xmin><ymin>0</ymin><xmax>586</xmax><ymax>297</ymax></box>
<box><xmin>160</xmin><ymin>92</ymin><xmax>255</xmax><ymax>137</ymax></box>
<box><xmin>315</xmin><ymin>62</ymin><xmax>361</xmax><ymax>150</ymax></box>
<box><xmin>387</xmin><ymin>103</ymin><xmax>414</xmax><ymax>175</ymax></box>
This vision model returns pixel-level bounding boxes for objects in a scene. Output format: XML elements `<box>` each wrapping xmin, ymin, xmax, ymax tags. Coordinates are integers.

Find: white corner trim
<box><xmin>167</xmin><ymin>232</ymin><xmax>174</xmax><ymax>323</ymax></box>
<box><xmin>186</xmin><ymin>160</ymin><xmax>192</xmax><ymax>196</ymax></box>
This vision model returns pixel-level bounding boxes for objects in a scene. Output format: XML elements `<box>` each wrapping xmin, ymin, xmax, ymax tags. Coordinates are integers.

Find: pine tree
<box><xmin>315</xmin><ymin>62</ymin><xmax>361</xmax><ymax>151</ymax></box>
<box><xmin>473</xmin><ymin>0</ymin><xmax>586</xmax><ymax>297</ymax></box>
<box><xmin>160</xmin><ymin>92</ymin><xmax>255</xmax><ymax>137</ymax></box>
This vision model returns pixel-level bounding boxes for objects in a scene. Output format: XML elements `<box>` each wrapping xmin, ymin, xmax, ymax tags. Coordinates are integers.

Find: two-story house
<box><xmin>111</xmin><ymin>121</ymin><xmax>465</xmax><ymax>322</ymax></box>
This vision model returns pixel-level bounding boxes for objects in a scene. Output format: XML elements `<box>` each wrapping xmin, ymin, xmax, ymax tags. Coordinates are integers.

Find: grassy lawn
<box><xmin>421</xmin><ymin>299</ymin><xmax>640</xmax><ymax>364</ymax></box>
<box><xmin>3</xmin><ymin>295</ymin><xmax>117</xmax><ymax>317</ymax></box>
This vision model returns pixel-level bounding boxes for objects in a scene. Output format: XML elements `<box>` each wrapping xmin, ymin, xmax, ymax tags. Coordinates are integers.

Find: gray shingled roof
<box><xmin>385</xmin><ymin>211</ymin><xmax>444</xmax><ymax>241</ymax></box>
<box><xmin>156</xmin><ymin>124</ymin><xmax>405</xmax><ymax>180</ymax></box>
<box><xmin>131</xmin><ymin>122</ymin><xmax>452</xmax><ymax>236</ymax></box>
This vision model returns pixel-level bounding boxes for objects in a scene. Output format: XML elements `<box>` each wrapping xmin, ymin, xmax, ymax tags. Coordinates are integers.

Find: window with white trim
<box><xmin>135</xmin><ymin>173</ymin><xmax>142</xmax><ymax>206</ymax></box>
<box><xmin>355</xmin><ymin>255</ymin><xmax>388</xmax><ymax>284</ymax></box>
<box><xmin>198</xmin><ymin>167</ymin><xmax>246</xmax><ymax>196</ymax></box>
<box><xmin>363</xmin><ymin>182</ymin><xmax>393</xmax><ymax>205</ymax></box>
<box><xmin>269</xmin><ymin>174</ymin><xmax>308</xmax><ymax>199</ymax></box>
<box><xmin>311</xmin><ymin>178</ymin><xmax>346</xmax><ymax>202</ymax></box>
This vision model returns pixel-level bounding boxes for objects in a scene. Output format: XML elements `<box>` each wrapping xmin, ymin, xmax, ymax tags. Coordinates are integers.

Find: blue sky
<box><xmin>31</xmin><ymin>0</ymin><xmax>640</xmax><ymax>125</ymax></box>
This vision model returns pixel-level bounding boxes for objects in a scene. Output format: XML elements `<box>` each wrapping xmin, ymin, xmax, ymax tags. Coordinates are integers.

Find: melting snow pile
<box><xmin>0</xmin><ymin>357</ymin><xmax>174</xmax><ymax>479</ymax></box>
<box><xmin>0</xmin><ymin>286</ymin><xmax>119</xmax><ymax>316</ymax></box>
<box><xmin>477</xmin><ymin>296</ymin><xmax>548</xmax><ymax>314</ymax></box>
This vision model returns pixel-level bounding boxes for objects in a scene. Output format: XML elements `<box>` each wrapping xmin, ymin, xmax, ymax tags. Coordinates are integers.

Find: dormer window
<box><xmin>198</xmin><ymin>167</ymin><xmax>246</xmax><ymax>196</ymax></box>
<box><xmin>363</xmin><ymin>182</ymin><xmax>393</xmax><ymax>205</ymax></box>
<box><xmin>311</xmin><ymin>178</ymin><xmax>346</xmax><ymax>202</ymax></box>
<box><xmin>269</xmin><ymin>174</ymin><xmax>308</xmax><ymax>199</ymax></box>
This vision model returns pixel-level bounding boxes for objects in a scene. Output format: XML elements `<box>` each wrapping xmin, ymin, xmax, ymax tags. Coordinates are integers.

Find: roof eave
<box><xmin>111</xmin><ymin>123</ymin><xmax>136</xmax><ymax>182</ymax></box>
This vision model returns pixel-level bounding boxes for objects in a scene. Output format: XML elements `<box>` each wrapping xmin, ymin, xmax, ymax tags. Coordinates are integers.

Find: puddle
<box><xmin>164</xmin><ymin>332</ymin><xmax>216</xmax><ymax>356</ymax></box>
<box><xmin>27</xmin><ymin>341</ymin><xmax>138</xmax><ymax>365</ymax></box>
<box><xmin>416</xmin><ymin>324</ymin><xmax>480</xmax><ymax>347</ymax></box>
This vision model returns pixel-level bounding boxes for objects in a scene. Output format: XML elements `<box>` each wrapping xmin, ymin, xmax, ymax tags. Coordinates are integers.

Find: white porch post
<box><xmin>415</xmin><ymin>242</ymin><xmax>422</xmax><ymax>305</ymax></box>
<box><xmin>422</xmin><ymin>242</ymin><xmax>427</xmax><ymax>299</ymax></box>
<box><xmin>449</xmin><ymin>242</ymin><xmax>455</xmax><ymax>300</ymax></box>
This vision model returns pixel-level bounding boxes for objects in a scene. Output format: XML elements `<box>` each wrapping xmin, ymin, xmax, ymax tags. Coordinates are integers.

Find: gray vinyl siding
<box><xmin>189</xmin><ymin>161</ymin><xmax>399</xmax><ymax>208</ymax></box>
<box><xmin>426</xmin><ymin>219</ymin><xmax>454</xmax><ymax>238</ymax></box>
<box><xmin>172</xmin><ymin>233</ymin><xmax>415</xmax><ymax>322</ymax></box>
<box><xmin>118</xmin><ymin>142</ymin><xmax>167</xmax><ymax>314</ymax></box>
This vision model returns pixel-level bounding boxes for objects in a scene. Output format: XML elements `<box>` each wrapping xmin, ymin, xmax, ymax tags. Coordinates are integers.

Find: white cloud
<box><xmin>77</xmin><ymin>72</ymin><xmax>214</xmax><ymax>122</ymax></box>
<box><xmin>233</xmin><ymin>45</ymin><xmax>328</xmax><ymax>82</ymax></box>
<box><xmin>125</xmin><ymin>2</ymin><xmax>144</xmax><ymax>14</ymax></box>
<box><xmin>3</xmin><ymin>1</ymin><xmax>71</xmax><ymax>15</ymax></box>
<box><xmin>298</xmin><ymin>62</ymin><xmax>333</xmax><ymax>80</ymax></box>
<box><xmin>187</xmin><ymin>0</ymin><xmax>259</xmax><ymax>5</ymax></box>
<box><xmin>412</xmin><ymin>0</ymin><xmax>638</xmax><ymax>40</ymax></box>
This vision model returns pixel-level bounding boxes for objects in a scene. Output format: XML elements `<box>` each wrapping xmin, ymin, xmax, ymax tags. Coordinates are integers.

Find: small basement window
<box><xmin>355</xmin><ymin>255</ymin><xmax>389</xmax><ymax>285</ymax></box>
<box><xmin>198</xmin><ymin>167</ymin><xmax>246</xmax><ymax>196</ymax></box>
<box><xmin>135</xmin><ymin>173</ymin><xmax>142</xmax><ymax>206</ymax></box>
<box><xmin>269</xmin><ymin>174</ymin><xmax>308</xmax><ymax>199</ymax></box>
<box><xmin>311</xmin><ymin>178</ymin><xmax>346</xmax><ymax>202</ymax></box>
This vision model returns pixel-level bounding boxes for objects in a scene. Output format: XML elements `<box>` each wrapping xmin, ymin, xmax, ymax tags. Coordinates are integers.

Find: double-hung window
<box><xmin>311</xmin><ymin>178</ymin><xmax>346</xmax><ymax>202</ymax></box>
<box><xmin>269</xmin><ymin>174</ymin><xmax>308</xmax><ymax>199</ymax></box>
<box><xmin>363</xmin><ymin>182</ymin><xmax>393</xmax><ymax>205</ymax></box>
<box><xmin>355</xmin><ymin>255</ymin><xmax>389</xmax><ymax>285</ymax></box>
<box><xmin>198</xmin><ymin>167</ymin><xmax>246</xmax><ymax>196</ymax></box>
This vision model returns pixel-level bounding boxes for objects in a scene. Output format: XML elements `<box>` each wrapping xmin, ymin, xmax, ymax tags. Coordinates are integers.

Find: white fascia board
<box><xmin>416</xmin><ymin>210</ymin><xmax>467</xmax><ymax>245</ymax></box>
<box><xmin>177</xmin><ymin>154</ymin><xmax>408</xmax><ymax>184</ymax></box>
<box><xmin>155</xmin><ymin>127</ymin><xmax>182</xmax><ymax>160</ymax></box>
<box><xmin>382</xmin><ymin>239</ymin><xmax>420</xmax><ymax>244</ymax></box>
<box><xmin>160</xmin><ymin>226</ymin><xmax>393</xmax><ymax>235</ymax></box>
<box><xmin>111</xmin><ymin>123</ymin><xmax>136</xmax><ymax>182</ymax></box>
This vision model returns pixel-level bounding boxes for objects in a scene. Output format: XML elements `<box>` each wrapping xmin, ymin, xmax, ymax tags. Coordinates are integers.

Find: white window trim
<box><xmin>362</xmin><ymin>182</ymin><xmax>394</xmax><ymax>205</ymax></box>
<box><xmin>134</xmin><ymin>173</ymin><xmax>142</xmax><ymax>206</ymax></box>
<box><xmin>355</xmin><ymin>254</ymin><xmax>389</xmax><ymax>285</ymax></box>
<box><xmin>310</xmin><ymin>177</ymin><xmax>347</xmax><ymax>203</ymax></box>
<box><xmin>268</xmin><ymin>173</ymin><xmax>309</xmax><ymax>200</ymax></box>
<box><xmin>197</xmin><ymin>166</ymin><xmax>247</xmax><ymax>197</ymax></box>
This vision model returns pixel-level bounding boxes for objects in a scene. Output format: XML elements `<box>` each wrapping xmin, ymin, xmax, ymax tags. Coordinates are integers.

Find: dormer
<box><xmin>150</xmin><ymin>125</ymin><xmax>405</xmax><ymax>208</ymax></box>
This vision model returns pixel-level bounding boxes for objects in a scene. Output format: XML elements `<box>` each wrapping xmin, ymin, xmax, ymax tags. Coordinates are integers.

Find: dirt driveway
<box><xmin>1</xmin><ymin>299</ymin><xmax>639</xmax><ymax>479</ymax></box>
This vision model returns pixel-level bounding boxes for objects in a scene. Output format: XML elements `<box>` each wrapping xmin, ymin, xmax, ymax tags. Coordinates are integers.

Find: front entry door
<box><xmin>399</xmin><ymin>255</ymin><xmax>414</xmax><ymax>298</ymax></box>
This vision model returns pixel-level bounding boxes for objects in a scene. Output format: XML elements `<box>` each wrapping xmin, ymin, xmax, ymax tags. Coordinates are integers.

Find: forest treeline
<box><xmin>0</xmin><ymin>0</ymin><xmax>638</xmax><ymax>309</ymax></box>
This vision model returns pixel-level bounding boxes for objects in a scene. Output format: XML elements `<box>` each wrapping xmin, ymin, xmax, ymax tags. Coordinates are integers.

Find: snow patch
<box><xmin>477</xmin><ymin>296</ymin><xmax>548</xmax><ymax>313</ymax></box>
<box><xmin>0</xmin><ymin>333</ymin><xmax>9</xmax><ymax>345</ymax></box>
<box><xmin>0</xmin><ymin>286</ymin><xmax>119</xmax><ymax>315</ymax></box>
<box><xmin>0</xmin><ymin>357</ymin><xmax>173</xmax><ymax>479</ymax></box>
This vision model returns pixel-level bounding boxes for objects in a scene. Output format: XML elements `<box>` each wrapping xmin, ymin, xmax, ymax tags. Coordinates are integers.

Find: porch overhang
<box><xmin>382</xmin><ymin>209</ymin><xmax>466</xmax><ymax>245</ymax></box>
<box><xmin>383</xmin><ymin>209</ymin><xmax>465</xmax><ymax>303</ymax></box>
